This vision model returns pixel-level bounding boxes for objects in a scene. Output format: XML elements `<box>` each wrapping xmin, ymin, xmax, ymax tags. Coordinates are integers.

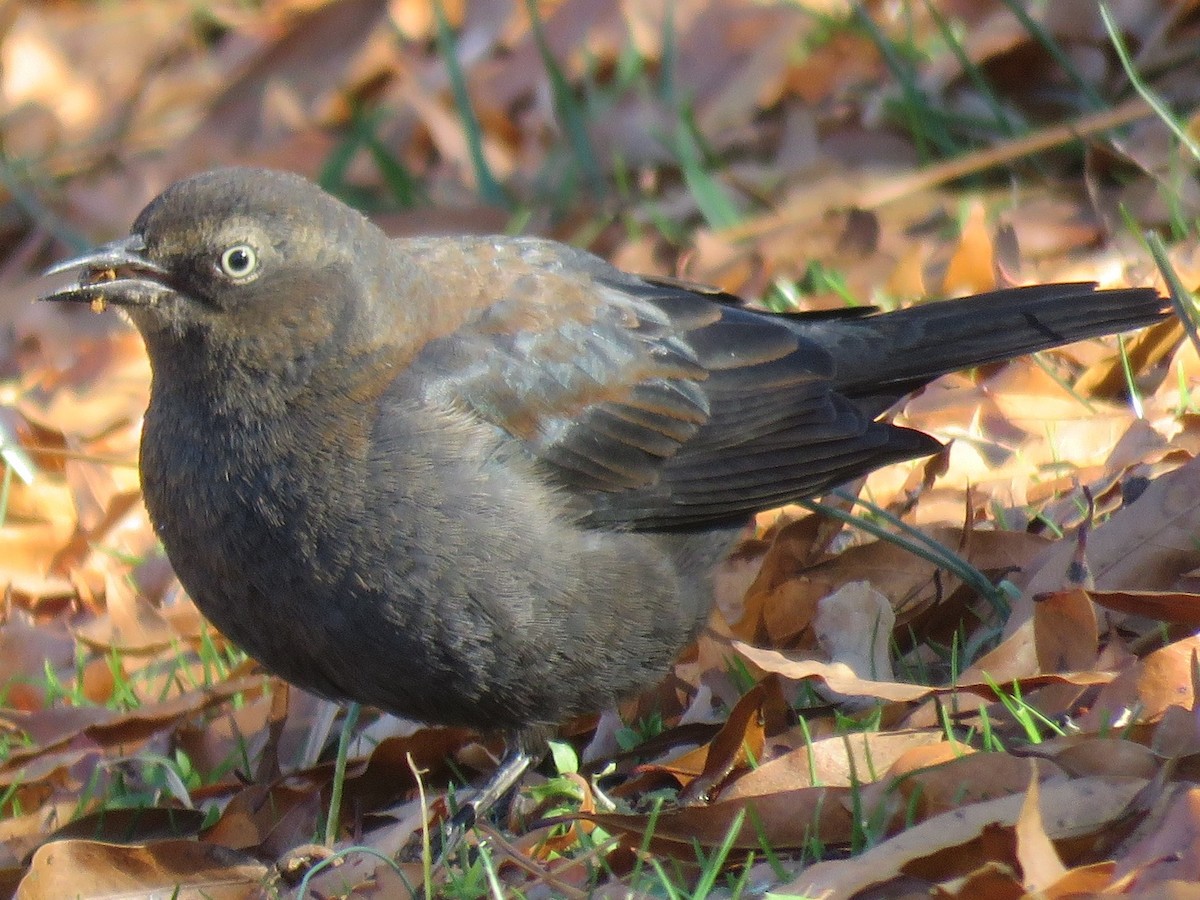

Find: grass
<box><xmin>432</xmin><ymin>0</ymin><xmax>510</xmax><ymax>210</ymax></box>
<box><xmin>322</xmin><ymin>701</ymin><xmax>360</xmax><ymax>847</ymax></box>
<box><xmin>982</xmin><ymin>675</ymin><xmax>1064</xmax><ymax>745</ymax></box>
<box><xmin>320</xmin><ymin>104</ymin><xmax>427</xmax><ymax>211</ymax></box>
<box><xmin>803</xmin><ymin>492</ymin><xmax>1013</xmax><ymax>623</ymax></box>
<box><xmin>0</xmin><ymin>632</ymin><xmax>258</xmax><ymax>832</ymax></box>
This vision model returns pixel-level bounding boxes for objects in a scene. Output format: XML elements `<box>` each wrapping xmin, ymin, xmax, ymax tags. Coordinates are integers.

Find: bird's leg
<box><xmin>435</xmin><ymin>731</ymin><xmax>543</xmax><ymax>861</ymax></box>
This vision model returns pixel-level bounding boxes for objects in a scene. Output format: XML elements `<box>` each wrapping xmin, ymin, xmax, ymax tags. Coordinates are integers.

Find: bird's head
<box><xmin>40</xmin><ymin>167</ymin><xmax>392</xmax><ymax>376</ymax></box>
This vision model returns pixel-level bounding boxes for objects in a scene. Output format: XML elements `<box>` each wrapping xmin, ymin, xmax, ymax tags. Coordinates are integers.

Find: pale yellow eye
<box><xmin>219</xmin><ymin>244</ymin><xmax>258</xmax><ymax>280</ymax></box>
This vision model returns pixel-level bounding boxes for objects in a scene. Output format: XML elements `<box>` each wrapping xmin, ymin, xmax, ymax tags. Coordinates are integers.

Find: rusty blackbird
<box><xmin>41</xmin><ymin>167</ymin><xmax>1170</xmax><ymax>838</ymax></box>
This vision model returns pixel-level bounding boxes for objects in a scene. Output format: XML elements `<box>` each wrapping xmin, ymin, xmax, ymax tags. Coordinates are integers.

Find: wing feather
<box><xmin>405</xmin><ymin>251</ymin><xmax>928</xmax><ymax>527</ymax></box>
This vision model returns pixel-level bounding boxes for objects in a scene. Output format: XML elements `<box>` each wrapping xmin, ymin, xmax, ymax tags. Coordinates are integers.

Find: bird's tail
<box><xmin>802</xmin><ymin>283</ymin><xmax>1170</xmax><ymax>404</ymax></box>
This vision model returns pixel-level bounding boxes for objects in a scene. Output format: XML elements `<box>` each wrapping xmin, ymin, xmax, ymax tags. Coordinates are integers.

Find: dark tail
<box><xmin>799</xmin><ymin>283</ymin><xmax>1170</xmax><ymax>404</ymax></box>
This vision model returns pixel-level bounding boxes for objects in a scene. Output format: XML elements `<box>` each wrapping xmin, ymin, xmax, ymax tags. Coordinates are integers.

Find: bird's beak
<box><xmin>39</xmin><ymin>235</ymin><xmax>173</xmax><ymax>308</ymax></box>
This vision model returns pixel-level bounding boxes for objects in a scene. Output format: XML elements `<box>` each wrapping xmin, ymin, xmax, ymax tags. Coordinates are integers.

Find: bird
<box><xmin>40</xmin><ymin>167</ymin><xmax>1170</xmax><ymax>847</ymax></box>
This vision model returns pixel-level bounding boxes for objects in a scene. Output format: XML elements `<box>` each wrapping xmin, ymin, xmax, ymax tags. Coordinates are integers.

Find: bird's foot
<box><xmin>430</xmin><ymin>745</ymin><xmax>535</xmax><ymax>864</ymax></box>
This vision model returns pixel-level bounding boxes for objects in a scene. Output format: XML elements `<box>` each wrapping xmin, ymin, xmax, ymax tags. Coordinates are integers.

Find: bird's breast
<box><xmin>137</xmin><ymin>376</ymin><xmax>387</xmax><ymax>687</ymax></box>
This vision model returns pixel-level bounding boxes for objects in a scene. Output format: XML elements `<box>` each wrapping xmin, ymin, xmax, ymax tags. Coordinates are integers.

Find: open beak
<box><xmin>40</xmin><ymin>235</ymin><xmax>173</xmax><ymax>308</ymax></box>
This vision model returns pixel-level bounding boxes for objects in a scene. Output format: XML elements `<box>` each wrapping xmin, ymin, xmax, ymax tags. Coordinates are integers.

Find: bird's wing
<box><xmin>404</xmin><ymin>255</ymin><xmax>936</xmax><ymax>528</ymax></box>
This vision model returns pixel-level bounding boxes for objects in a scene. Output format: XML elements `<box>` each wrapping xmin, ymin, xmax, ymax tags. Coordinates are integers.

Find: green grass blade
<box><xmin>432</xmin><ymin>0</ymin><xmax>510</xmax><ymax>209</ymax></box>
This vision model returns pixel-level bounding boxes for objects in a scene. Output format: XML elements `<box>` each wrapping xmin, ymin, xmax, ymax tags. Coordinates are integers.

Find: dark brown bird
<box><xmin>40</xmin><ymin>167</ymin><xmax>1170</xmax><ymax>840</ymax></box>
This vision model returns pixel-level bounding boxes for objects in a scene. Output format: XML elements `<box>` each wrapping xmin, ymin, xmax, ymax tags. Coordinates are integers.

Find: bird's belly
<box><xmin>139</xmin><ymin>403</ymin><xmax>712</xmax><ymax>732</ymax></box>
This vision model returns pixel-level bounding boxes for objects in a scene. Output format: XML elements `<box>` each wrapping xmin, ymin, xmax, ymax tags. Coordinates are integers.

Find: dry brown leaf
<box><xmin>736</xmin><ymin>642</ymin><xmax>932</xmax><ymax>703</ymax></box>
<box><xmin>71</xmin><ymin>573</ymin><xmax>175</xmax><ymax>656</ymax></box>
<box><xmin>1024</xmin><ymin>736</ymin><xmax>1160</xmax><ymax>780</ymax></box>
<box><xmin>677</xmin><ymin>677</ymin><xmax>783</xmax><ymax>803</ymax></box>
<box><xmin>946</xmin><ymin>861</ymin><xmax>1023</xmax><ymax>898</ymax></box>
<box><xmin>882</xmin><ymin>740</ymin><xmax>972</xmax><ymax>780</ymax></box>
<box><xmin>1075</xmin><ymin>318</ymin><xmax>1185</xmax><ymax>398</ymax></box>
<box><xmin>813</xmin><ymin>580</ymin><xmax>896</xmax><ymax>690</ymax></box>
<box><xmin>888</xmin><ymin>242</ymin><xmax>929</xmax><ymax>299</ymax></box>
<box><xmin>1080</xmin><ymin>635</ymin><xmax>1200</xmax><ymax>731</ymax></box>
<box><xmin>76</xmin><ymin>657</ymin><xmax>116</xmax><ymax>707</ymax></box>
<box><xmin>721</xmin><ymin>729</ymin><xmax>947</xmax><ymax>800</ymax></box>
<box><xmin>41</xmin><ymin>806</ymin><xmax>207</xmax><ymax>848</ymax></box>
<box><xmin>942</xmin><ymin>201</ymin><xmax>996</xmax><ymax>295</ymax></box>
<box><xmin>1</xmin><ymin>675</ymin><xmax>269</xmax><ymax>770</ymax></box>
<box><xmin>691</xmin><ymin>8</ymin><xmax>811</xmax><ymax>138</ymax></box>
<box><xmin>1032</xmin><ymin>588</ymin><xmax>1099</xmax><ymax>672</ymax></box>
<box><xmin>588</xmin><ymin>784</ymin><xmax>856</xmax><ymax>854</ymax></box>
<box><xmin>0</xmin><ymin>618</ymin><xmax>76</xmax><ymax>707</ymax></box>
<box><xmin>745</xmin><ymin>524</ymin><xmax>1053</xmax><ymax>652</ymax></box>
<box><xmin>1010</xmin><ymin>453</ymin><xmax>1200</xmax><ymax>630</ymax></box>
<box><xmin>735</xmin><ymin>641</ymin><xmax>1113</xmax><ymax>705</ymax></box>
<box><xmin>1042</xmin><ymin>861</ymin><xmax>1119</xmax><ymax>898</ymax></box>
<box><xmin>1014</xmin><ymin>772</ymin><xmax>1069</xmax><ymax>892</ymax></box>
<box><xmin>18</xmin><ymin>330</ymin><xmax>151</xmax><ymax>442</ymax></box>
<box><xmin>1080</xmin><ymin>588</ymin><xmax>1200</xmax><ymax>627</ymax></box>
<box><xmin>17</xmin><ymin>838</ymin><xmax>267</xmax><ymax>899</ymax></box>
<box><xmin>784</xmin><ymin>776</ymin><xmax>1148</xmax><ymax>899</ymax></box>
<box><xmin>888</xmin><ymin>753</ymin><xmax>1063</xmax><ymax>823</ymax></box>
<box><xmin>783</xmin><ymin>28</ymin><xmax>882</xmax><ymax>105</ymax></box>
<box><xmin>202</xmin><ymin>778</ymin><xmax>324</xmax><ymax>853</ymax></box>
<box><xmin>1111</xmin><ymin>786</ymin><xmax>1200</xmax><ymax>889</ymax></box>
<box><xmin>1152</xmin><ymin>703</ymin><xmax>1200</xmax><ymax>760</ymax></box>
<box><xmin>527</xmin><ymin>772</ymin><xmax>597</xmax><ymax>860</ymax></box>
<box><xmin>179</xmin><ymin>0</ymin><xmax>391</xmax><ymax>168</ymax></box>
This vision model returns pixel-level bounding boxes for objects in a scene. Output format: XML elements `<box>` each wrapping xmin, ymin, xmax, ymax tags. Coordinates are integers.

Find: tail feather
<box><xmin>797</xmin><ymin>283</ymin><xmax>1169</xmax><ymax>402</ymax></box>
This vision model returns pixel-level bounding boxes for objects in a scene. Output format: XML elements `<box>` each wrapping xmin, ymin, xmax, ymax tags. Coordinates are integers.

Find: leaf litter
<box><xmin>2</xmin><ymin>0</ymin><xmax>1200</xmax><ymax>896</ymax></box>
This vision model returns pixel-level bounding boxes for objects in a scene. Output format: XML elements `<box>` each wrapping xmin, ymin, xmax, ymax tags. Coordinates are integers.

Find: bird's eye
<box><xmin>218</xmin><ymin>244</ymin><xmax>259</xmax><ymax>281</ymax></box>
